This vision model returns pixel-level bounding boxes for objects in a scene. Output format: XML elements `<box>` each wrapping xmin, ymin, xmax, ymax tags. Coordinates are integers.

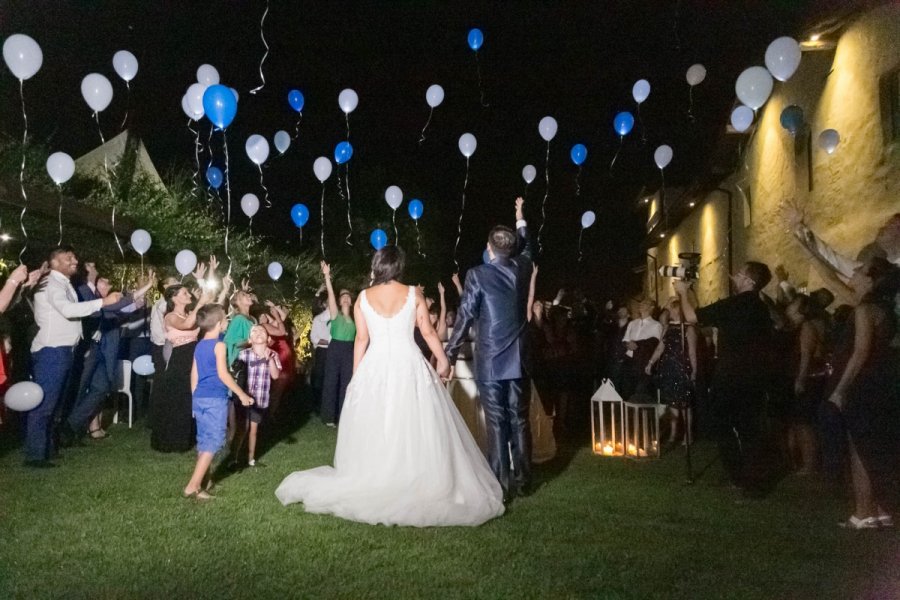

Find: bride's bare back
<box><xmin>363</xmin><ymin>281</ymin><xmax>413</xmax><ymax>318</ymax></box>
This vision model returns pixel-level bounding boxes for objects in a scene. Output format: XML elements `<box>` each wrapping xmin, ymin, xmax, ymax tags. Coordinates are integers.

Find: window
<box><xmin>880</xmin><ymin>66</ymin><xmax>900</xmax><ymax>143</ymax></box>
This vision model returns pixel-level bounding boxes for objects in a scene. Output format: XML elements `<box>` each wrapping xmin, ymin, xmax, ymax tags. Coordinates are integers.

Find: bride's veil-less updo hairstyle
<box><xmin>370</xmin><ymin>245</ymin><xmax>406</xmax><ymax>286</ymax></box>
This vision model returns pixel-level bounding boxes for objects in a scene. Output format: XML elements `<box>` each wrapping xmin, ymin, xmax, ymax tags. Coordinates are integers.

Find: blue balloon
<box><xmin>780</xmin><ymin>105</ymin><xmax>804</xmax><ymax>135</ymax></box>
<box><xmin>482</xmin><ymin>249</ymin><xmax>491</xmax><ymax>264</ymax></box>
<box><xmin>468</xmin><ymin>28</ymin><xmax>483</xmax><ymax>51</ymax></box>
<box><xmin>613</xmin><ymin>111</ymin><xmax>635</xmax><ymax>137</ymax></box>
<box><xmin>334</xmin><ymin>141</ymin><xmax>353</xmax><ymax>165</ymax></box>
<box><xmin>570</xmin><ymin>143</ymin><xmax>587</xmax><ymax>166</ymax></box>
<box><xmin>370</xmin><ymin>229</ymin><xmax>388</xmax><ymax>251</ymax></box>
<box><xmin>202</xmin><ymin>84</ymin><xmax>238</xmax><ymax>130</ymax></box>
<box><xmin>206</xmin><ymin>166</ymin><xmax>223</xmax><ymax>189</ymax></box>
<box><xmin>408</xmin><ymin>199</ymin><xmax>424</xmax><ymax>220</ymax></box>
<box><xmin>288</xmin><ymin>89</ymin><xmax>304</xmax><ymax>113</ymax></box>
<box><xmin>290</xmin><ymin>203</ymin><xmax>309</xmax><ymax>228</ymax></box>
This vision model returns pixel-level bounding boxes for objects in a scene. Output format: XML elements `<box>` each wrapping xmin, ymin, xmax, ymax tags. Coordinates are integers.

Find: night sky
<box><xmin>1</xmin><ymin>0</ymin><xmax>832</xmax><ymax>299</ymax></box>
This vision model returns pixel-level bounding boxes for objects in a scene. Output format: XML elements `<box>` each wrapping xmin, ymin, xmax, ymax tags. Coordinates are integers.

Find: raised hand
<box><xmin>437</xmin><ymin>282</ymin><xmax>445</xmax><ymax>296</ymax></box>
<box><xmin>450</xmin><ymin>272</ymin><xmax>462</xmax><ymax>295</ymax></box>
<box><xmin>208</xmin><ymin>255</ymin><xmax>219</xmax><ymax>274</ymax></box>
<box><xmin>192</xmin><ymin>262</ymin><xmax>208</xmax><ymax>282</ymax></box>
<box><xmin>221</xmin><ymin>273</ymin><xmax>233</xmax><ymax>292</ymax></box>
<box><xmin>320</xmin><ymin>261</ymin><xmax>331</xmax><ymax>278</ymax></box>
<box><xmin>515</xmin><ymin>197</ymin><xmax>524</xmax><ymax>220</ymax></box>
<box><xmin>102</xmin><ymin>291</ymin><xmax>123</xmax><ymax>306</ymax></box>
<box><xmin>241</xmin><ymin>277</ymin><xmax>252</xmax><ymax>292</ymax></box>
<box><xmin>7</xmin><ymin>264</ymin><xmax>27</xmax><ymax>286</ymax></box>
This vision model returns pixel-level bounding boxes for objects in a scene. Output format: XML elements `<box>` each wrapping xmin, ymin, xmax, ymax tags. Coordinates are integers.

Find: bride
<box><xmin>276</xmin><ymin>246</ymin><xmax>504</xmax><ymax>527</ymax></box>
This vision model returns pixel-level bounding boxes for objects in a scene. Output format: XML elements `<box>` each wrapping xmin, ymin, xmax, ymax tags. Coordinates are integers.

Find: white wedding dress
<box><xmin>276</xmin><ymin>286</ymin><xmax>505</xmax><ymax>527</ymax></box>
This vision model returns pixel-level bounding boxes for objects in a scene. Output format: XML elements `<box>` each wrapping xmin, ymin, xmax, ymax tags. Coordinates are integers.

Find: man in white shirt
<box><xmin>620</xmin><ymin>298</ymin><xmax>662</xmax><ymax>400</ymax></box>
<box><xmin>25</xmin><ymin>247</ymin><xmax>121</xmax><ymax>467</ymax></box>
<box><xmin>309</xmin><ymin>298</ymin><xmax>331</xmax><ymax>410</ymax></box>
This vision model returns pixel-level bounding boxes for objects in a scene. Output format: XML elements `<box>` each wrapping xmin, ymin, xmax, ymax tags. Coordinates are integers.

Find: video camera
<box><xmin>658</xmin><ymin>252</ymin><xmax>701</xmax><ymax>281</ymax></box>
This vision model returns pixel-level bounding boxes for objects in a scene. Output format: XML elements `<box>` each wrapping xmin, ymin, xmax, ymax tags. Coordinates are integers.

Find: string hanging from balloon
<box><xmin>570</xmin><ymin>144</ymin><xmax>587</xmax><ymax>197</ymax></box>
<box><xmin>419</xmin><ymin>107</ymin><xmax>435</xmax><ymax>145</ymax></box>
<box><xmin>408</xmin><ymin>199</ymin><xmax>425</xmax><ymax>258</ymax></box>
<box><xmin>391</xmin><ymin>208</ymin><xmax>398</xmax><ymax>244</ymax></box>
<box><xmin>293</xmin><ymin>255</ymin><xmax>302</xmax><ymax>304</ymax></box>
<box><xmin>258</xmin><ymin>164</ymin><xmax>270</xmax><ymax>208</ymax></box>
<box><xmin>453</xmin><ymin>157</ymin><xmax>470</xmax><ymax>272</ymax></box>
<box><xmin>414</xmin><ymin>220</ymin><xmax>424</xmax><ymax>258</ymax></box>
<box><xmin>467</xmin><ymin>29</ymin><xmax>489</xmax><ymax>108</ymax></box>
<box><xmin>16</xmin><ymin>80</ymin><xmax>29</xmax><ymax>262</ymax></box>
<box><xmin>319</xmin><ymin>182</ymin><xmax>327</xmax><ymax>260</ymax></box>
<box><xmin>249</xmin><ymin>0</ymin><xmax>270</xmax><ymax>95</ymax></box>
<box><xmin>56</xmin><ymin>185</ymin><xmax>64</xmax><ymax>245</ymax></box>
<box><xmin>92</xmin><ymin>110</ymin><xmax>127</xmax><ymax>288</ymax></box>
<box><xmin>344</xmin><ymin>164</ymin><xmax>353</xmax><ymax>246</ymax></box>
<box><xmin>221</xmin><ymin>131</ymin><xmax>234</xmax><ymax>275</ymax></box>
<box><xmin>538</xmin><ymin>142</ymin><xmax>550</xmax><ymax>254</ymax></box>
<box><xmin>120</xmin><ymin>81</ymin><xmax>131</xmax><ymax>131</ymax></box>
<box><xmin>186</xmin><ymin>119</ymin><xmax>202</xmax><ymax>203</ymax></box>
<box><xmin>609</xmin><ymin>112</ymin><xmax>634</xmax><ymax>175</ymax></box>
<box><xmin>113</xmin><ymin>50</ymin><xmax>137</xmax><ymax>130</ymax></box>
<box><xmin>419</xmin><ymin>85</ymin><xmax>445</xmax><ymax>145</ymax></box>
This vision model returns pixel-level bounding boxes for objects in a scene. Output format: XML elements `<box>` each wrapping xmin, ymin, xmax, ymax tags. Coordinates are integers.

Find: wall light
<box><xmin>688</xmin><ymin>201</ymin><xmax>696</xmax><ymax>207</ymax></box>
<box><xmin>0</xmin><ymin>234</ymin><xmax>11</xmax><ymax>242</ymax></box>
<box><xmin>809</xmin><ymin>33</ymin><xmax>820</xmax><ymax>42</ymax></box>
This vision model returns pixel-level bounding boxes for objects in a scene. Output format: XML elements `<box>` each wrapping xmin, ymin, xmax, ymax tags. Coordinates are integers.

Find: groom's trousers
<box><xmin>476</xmin><ymin>378</ymin><xmax>531</xmax><ymax>496</ymax></box>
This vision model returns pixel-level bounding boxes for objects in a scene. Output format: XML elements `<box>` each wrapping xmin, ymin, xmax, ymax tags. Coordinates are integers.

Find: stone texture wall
<box><xmin>647</xmin><ymin>5</ymin><xmax>900</xmax><ymax>307</ymax></box>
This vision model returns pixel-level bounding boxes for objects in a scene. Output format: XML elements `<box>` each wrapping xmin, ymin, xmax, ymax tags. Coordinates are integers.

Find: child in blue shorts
<box><xmin>185</xmin><ymin>304</ymin><xmax>254</xmax><ymax>500</ymax></box>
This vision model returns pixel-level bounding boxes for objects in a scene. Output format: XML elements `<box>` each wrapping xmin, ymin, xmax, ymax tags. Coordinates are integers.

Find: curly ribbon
<box><xmin>186</xmin><ymin>118</ymin><xmax>201</xmax><ymax>203</ymax></box>
<box><xmin>414</xmin><ymin>220</ymin><xmax>425</xmax><ymax>258</ymax></box>
<box><xmin>688</xmin><ymin>86</ymin><xmax>695</xmax><ymax>121</ymax></box>
<box><xmin>258</xmin><ymin>164</ymin><xmax>270</xmax><ymax>208</ymax></box>
<box><xmin>575</xmin><ymin>165</ymin><xmax>582</xmax><ymax>197</ymax></box>
<box><xmin>344</xmin><ymin>163</ymin><xmax>353</xmax><ymax>246</ymax></box>
<box><xmin>419</xmin><ymin>106</ymin><xmax>434</xmax><ymax>145</ymax></box>
<box><xmin>56</xmin><ymin>185</ymin><xmax>64</xmax><ymax>246</ymax></box>
<box><xmin>637</xmin><ymin>103</ymin><xmax>646</xmax><ymax>143</ymax></box>
<box><xmin>609</xmin><ymin>136</ymin><xmax>624</xmax><ymax>174</ymax></box>
<box><xmin>660</xmin><ymin>168</ymin><xmax>668</xmax><ymax>231</ymax></box>
<box><xmin>292</xmin><ymin>115</ymin><xmax>303</xmax><ymax>140</ymax></box>
<box><xmin>222</xmin><ymin>129</ymin><xmax>233</xmax><ymax>276</ymax></box>
<box><xmin>319</xmin><ymin>183</ymin><xmax>326</xmax><ymax>260</ymax></box>
<box><xmin>474</xmin><ymin>51</ymin><xmax>489</xmax><ymax>108</ymax></box>
<box><xmin>538</xmin><ymin>142</ymin><xmax>550</xmax><ymax>255</ymax></box>
<box><xmin>578</xmin><ymin>228</ymin><xmax>585</xmax><ymax>262</ymax></box>
<box><xmin>453</xmin><ymin>156</ymin><xmax>470</xmax><ymax>272</ymax></box>
<box><xmin>120</xmin><ymin>82</ymin><xmax>131</xmax><ymax>131</ymax></box>
<box><xmin>17</xmin><ymin>80</ymin><xmax>29</xmax><ymax>262</ymax></box>
<box><xmin>249</xmin><ymin>0</ymin><xmax>270</xmax><ymax>95</ymax></box>
<box><xmin>94</xmin><ymin>112</ymin><xmax>127</xmax><ymax>288</ymax></box>
<box><xmin>392</xmin><ymin>209</ymin><xmax>398</xmax><ymax>244</ymax></box>
<box><xmin>292</xmin><ymin>254</ymin><xmax>302</xmax><ymax>304</ymax></box>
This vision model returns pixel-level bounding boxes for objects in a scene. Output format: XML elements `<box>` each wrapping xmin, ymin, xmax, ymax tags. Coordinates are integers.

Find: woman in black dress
<box><xmin>829</xmin><ymin>257</ymin><xmax>899</xmax><ymax>529</ymax></box>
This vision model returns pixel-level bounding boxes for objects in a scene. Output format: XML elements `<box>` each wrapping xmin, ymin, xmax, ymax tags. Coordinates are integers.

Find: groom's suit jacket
<box><xmin>446</xmin><ymin>223</ymin><xmax>533</xmax><ymax>381</ymax></box>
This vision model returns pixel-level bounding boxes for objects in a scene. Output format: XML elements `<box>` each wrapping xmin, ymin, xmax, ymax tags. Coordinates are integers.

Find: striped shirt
<box><xmin>238</xmin><ymin>347</ymin><xmax>282</xmax><ymax>409</ymax></box>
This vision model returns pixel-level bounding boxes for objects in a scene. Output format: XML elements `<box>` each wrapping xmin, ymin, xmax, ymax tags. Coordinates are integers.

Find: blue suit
<box><xmin>445</xmin><ymin>223</ymin><xmax>533</xmax><ymax>497</ymax></box>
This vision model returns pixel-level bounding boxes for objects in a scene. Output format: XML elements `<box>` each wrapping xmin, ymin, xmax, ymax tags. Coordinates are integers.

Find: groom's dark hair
<box><xmin>488</xmin><ymin>226</ymin><xmax>516</xmax><ymax>258</ymax></box>
<box><xmin>370</xmin><ymin>245</ymin><xmax>405</xmax><ymax>286</ymax></box>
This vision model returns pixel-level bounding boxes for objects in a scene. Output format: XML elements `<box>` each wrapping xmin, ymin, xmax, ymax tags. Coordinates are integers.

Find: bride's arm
<box><xmin>352</xmin><ymin>296</ymin><xmax>369</xmax><ymax>374</ymax></box>
<box><xmin>415</xmin><ymin>289</ymin><xmax>450</xmax><ymax>379</ymax></box>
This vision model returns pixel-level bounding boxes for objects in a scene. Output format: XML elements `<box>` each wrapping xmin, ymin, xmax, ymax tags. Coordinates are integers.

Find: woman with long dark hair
<box><xmin>277</xmin><ymin>246</ymin><xmax>504</xmax><ymax>527</ymax></box>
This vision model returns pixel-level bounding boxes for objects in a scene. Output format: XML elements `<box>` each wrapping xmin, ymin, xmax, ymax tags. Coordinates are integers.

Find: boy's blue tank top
<box><xmin>193</xmin><ymin>338</ymin><xmax>228</xmax><ymax>398</ymax></box>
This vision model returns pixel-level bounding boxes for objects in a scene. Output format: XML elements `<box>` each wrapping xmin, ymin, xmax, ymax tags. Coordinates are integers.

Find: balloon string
<box><xmin>661</xmin><ymin>169</ymin><xmax>668</xmax><ymax>231</ymax></box>
<box><xmin>187</xmin><ymin>119</ymin><xmax>202</xmax><ymax>204</ymax></box>
<box><xmin>258</xmin><ymin>164</ymin><xmax>270</xmax><ymax>208</ymax></box>
<box><xmin>453</xmin><ymin>156</ymin><xmax>470</xmax><ymax>272</ymax></box>
<box><xmin>249</xmin><ymin>0</ymin><xmax>270</xmax><ymax>95</ymax></box>
<box><xmin>344</xmin><ymin>163</ymin><xmax>353</xmax><ymax>246</ymax></box>
<box><xmin>120</xmin><ymin>82</ymin><xmax>131</xmax><ymax>131</ymax></box>
<box><xmin>609</xmin><ymin>136</ymin><xmax>624</xmax><ymax>174</ymax></box>
<box><xmin>249</xmin><ymin>216</ymin><xmax>253</xmax><ymax>237</ymax></box>
<box><xmin>688</xmin><ymin>86</ymin><xmax>695</xmax><ymax>120</ymax></box>
<box><xmin>637</xmin><ymin>102</ymin><xmax>646</xmax><ymax>143</ymax></box>
<box><xmin>223</xmin><ymin>129</ymin><xmax>233</xmax><ymax>276</ymax></box>
<box><xmin>96</xmin><ymin>111</ymin><xmax>126</xmax><ymax>288</ymax></box>
<box><xmin>57</xmin><ymin>185</ymin><xmax>64</xmax><ymax>246</ymax></box>
<box><xmin>419</xmin><ymin>107</ymin><xmax>434</xmax><ymax>145</ymax></box>
<box><xmin>292</xmin><ymin>115</ymin><xmax>303</xmax><ymax>140</ymax></box>
<box><xmin>575</xmin><ymin>165</ymin><xmax>582</xmax><ymax>197</ymax></box>
<box><xmin>319</xmin><ymin>184</ymin><xmax>326</xmax><ymax>260</ymax></box>
<box><xmin>392</xmin><ymin>209</ymin><xmax>398</xmax><ymax>244</ymax></box>
<box><xmin>523</xmin><ymin>181</ymin><xmax>529</xmax><ymax>201</ymax></box>
<box><xmin>474</xmin><ymin>51</ymin><xmax>489</xmax><ymax>108</ymax></box>
<box><xmin>293</xmin><ymin>254</ymin><xmax>302</xmax><ymax>304</ymax></box>
<box><xmin>345</xmin><ymin>113</ymin><xmax>350</xmax><ymax>140</ymax></box>
<box><xmin>578</xmin><ymin>228</ymin><xmax>584</xmax><ymax>262</ymax></box>
<box><xmin>17</xmin><ymin>79</ymin><xmax>28</xmax><ymax>262</ymax></box>
<box><xmin>414</xmin><ymin>220</ymin><xmax>425</xmax><ymax>258</ymax></box>
<box><xmin>538</xmin><ymin>142</ymin><xmax>550</xmax><ymax>255</ymax></box>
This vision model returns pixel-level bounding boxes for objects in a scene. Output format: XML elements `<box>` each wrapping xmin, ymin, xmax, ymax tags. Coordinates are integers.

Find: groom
<box><xmin>446</xmin><ymin>197</ymin><xmax>534</xmax><ymax>501</ymax></box>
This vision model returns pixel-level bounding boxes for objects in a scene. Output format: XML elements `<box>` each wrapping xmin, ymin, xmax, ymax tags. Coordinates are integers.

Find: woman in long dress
<box><xmin>276</xmin><ymin>246</ymin><xmax>505</xmax><ymax>527</ymax></box>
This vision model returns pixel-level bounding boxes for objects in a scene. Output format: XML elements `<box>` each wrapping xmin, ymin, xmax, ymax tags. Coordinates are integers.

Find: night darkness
<box><xmin>1</xmin><ymin>1</ymin><xmax>827</xmax><ymax>300</ymax></box>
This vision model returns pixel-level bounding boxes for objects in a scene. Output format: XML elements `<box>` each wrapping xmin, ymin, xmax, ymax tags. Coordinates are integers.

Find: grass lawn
<box><xmin>1</xmin><ymin>400</ymin><xmax>898</xmax><ymax>600</ymax></box>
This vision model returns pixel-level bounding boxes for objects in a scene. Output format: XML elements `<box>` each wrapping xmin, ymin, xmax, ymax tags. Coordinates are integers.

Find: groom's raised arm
<box><xmin>514</xmin><ymin>197</ymin><xmax>533</xmax><ymax>263</ymax></box>
<box><xmin>445</xmin><ymin>269</ymin><xmax>481</xmax><ymax>365</ymax></box>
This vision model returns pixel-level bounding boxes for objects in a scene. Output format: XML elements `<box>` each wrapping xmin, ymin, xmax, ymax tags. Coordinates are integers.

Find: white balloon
<box><xmin>458</xmin><ymin>133</ymin><xmax>477</xmax><ymax>158</ymax></box>
<box><xmin>338</xmin><ymin>88</ymin><xmax>358</xmax><ymax>114</ymax></box>
<box><xmin>112</xmin><ymin>50</ymin><xmax>138</xmax><ymax>82</ymax></box>
<box><xmin>581</xmin><ymin>211</ymin><xmax>596</xmax><ymax>229</ymax></box>
<box><xmin>654</xmin><ymin>145</ymin><xmax>673</xmax><ymax>170</ymax></box>
<box><xmin>181</xmin><ymin>95</ymin><xmax>195</xmax><ymax>120</ymax></box>
<box><xmin>130</xmin><ymin>229</ymin><xmax>151</xmax><ymax>255</ymax></box>
<box><xmin>632</xmin><ymin>79</ymin><xmax>650</xmax><ymax>104</ymax></box>
<box><xmin>2</xmin><ymin>34</ymin><xmax>42</xmax><ymax>81</ymax></box>
<box><xmin>46</xmin><ymin>152</ymin><xmax>75</xmax><ymax>185</ymax></box>
<box><xmin>538</xmin><ymin>116</ymin><xmax>558</xmax><ymax>142</ymax></box>
<box><xmin>765</xmin><ymin>36</ymin><xmax>802</xmax><ymax>82</ymax></box>
<box><xmin>818</xmin><ymin>129</ymin><xmax>841</xmax><ymax>155</ymax></box>
<box><xmin>132</xmin><ymin>355</ymin><xmax>155</xmax><ymax>376</ymax></box>
<box><xmin>267</xmin><ymin>261</ymin><xmax>283</xmax><ymax>281</ymax></box>
<box><xmin>735</xmin><ymin>66</ymin><xmax>774</xmax><ymax>111</ymax></box>
<box><xmin>426</xmin><ymin>84</ymin><xmax>445</xmax><ymax>108</ymax></box>
<box><xmin>274</xmin><ymin>130</ymin><xmax>290</xmax><ymax>154</ymax></box>
<box><xmin>730</xmin><ymin>105</ymin><xmax>755</xmax><ymax>132</ymax></box>
<box><xmin>686</xmin><ymin>64</ymin><xmax>707</xmax><ymax>86</ymax></box>
<box><xmin>522</xmin><ymin>164</ymin><xmax>536</xmax><ymax>184</ymax></box>
<box><xmin>4</xmin><ymin>381</ymin><xmax>43</xmax><ymax>412</ymax></box>
<box><xmin>186</xmin><ymin>83</ymin><xmax>207</xmax><ymax>118</ymax></box>
<box><xmin>245</xmin><ymin>134</ymin><xmax>270</xmax><ymax>165</ymax></box>
<box><xmin>230</xmin><ymin>87</ymin><xmax>239</xmax><ymax>102</ymax></box>
<box><xmin>175</xmin><ymin>249</ymin><xmax>197</xmax><ymax>276</ymax></box>
<box><xmin>196</xmin><ymin>64</ymin><xmax>219</xmax><ymax>86</ymax></box>
<box><xmin>241</xmin><ymin>193</ymin><xmax>260</xmax><ymax>218</ymax></box>
<box><xmin>313</xmin><ymin>157</ymin><xmax>332</xmax><ymax>183</ymax></box>
<box><xmin>385</xmin><ymin>185</ymin><xmax>403</xmax><ymax>210</ymax></box>
<box><xmin>81</xmin><ymin>73</ymin><xmax>114</xmax><ymax>113</ymax></box>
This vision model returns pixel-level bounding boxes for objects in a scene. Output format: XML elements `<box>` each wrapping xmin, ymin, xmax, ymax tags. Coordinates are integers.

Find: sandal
<box><xmin>88</xmin><ymin>428</ymin><xmax>109</xmax><ymax>440</ymax></box>
<box><xmin>838</xmin><ymin>515</ymin><xmax>879</xmax><ymax>530</ymax></box>
<box><xmin>183</xmin><ymin>489</ymin><xmax>213</xmax><ymax>502</ymax></box>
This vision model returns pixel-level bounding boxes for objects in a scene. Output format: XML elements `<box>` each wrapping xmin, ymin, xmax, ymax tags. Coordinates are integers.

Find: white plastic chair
<box><xmin>113</xmin><ymin>359</ymin><xmax>133</xmax><ymax>428</ymax></box>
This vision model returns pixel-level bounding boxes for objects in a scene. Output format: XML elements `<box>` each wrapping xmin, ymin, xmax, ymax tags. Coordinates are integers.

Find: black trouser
<box><xmin>321</xmin><ymin>340</ymin><xmax>353</xmax><ymax>424</ymax></box>
<box><xmin>311</xmin><ymin>346</ymin><xmax>328</xmax><ymax>411</ymax></box>
<box><xmin>476</xmin><ymin>378</ymin><xmax>531</xmax><ymax>497</ymax></box>
<box><xmin>712</xmin><ymin>380</ymin><xmax>776</xmax><ymax>494</ymax></box>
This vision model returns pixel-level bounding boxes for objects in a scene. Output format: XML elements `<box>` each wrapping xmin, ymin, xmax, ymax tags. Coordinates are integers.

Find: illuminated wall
<box><xmin>648</xmin><ymin>4</ymin><xmax>900</xmax><ymax>306</ymax></box>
